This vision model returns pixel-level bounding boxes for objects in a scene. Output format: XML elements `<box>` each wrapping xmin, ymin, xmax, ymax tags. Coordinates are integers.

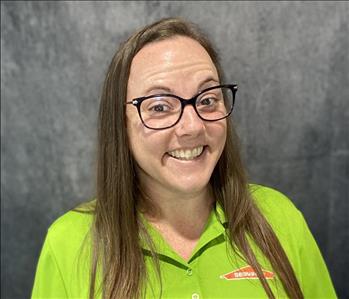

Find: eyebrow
<box><xmin>144</xmin><ymin>77</ymin><xmax>220</xmax><ymax>96</ymax></box>
<box><xmin>198</xmin><ymin>77</ymin><xmax>220</xmax><ymax>91</ymax></box>
<box><xmin>144</xmin><ymin>85</ymin><xmax>172</xmax><ymax>95</ymax></box>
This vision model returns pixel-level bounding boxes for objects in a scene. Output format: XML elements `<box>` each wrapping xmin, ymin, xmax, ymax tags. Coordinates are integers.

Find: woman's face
<box><xmin>126</xmin><ymin>36</ymin><xmax>227</xmax><ymax>198</ymax></box>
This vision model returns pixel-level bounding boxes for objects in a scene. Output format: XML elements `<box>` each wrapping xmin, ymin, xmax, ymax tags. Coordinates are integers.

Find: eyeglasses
<box><xmin>126</xmin><ymin>84</ymin><xmax>237</xmax><ymax>130</ymax></box>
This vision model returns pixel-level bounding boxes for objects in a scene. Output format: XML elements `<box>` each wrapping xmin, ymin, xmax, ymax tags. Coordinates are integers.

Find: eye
<box><xmin>148</xmin><ymin>102</ymin><xmax>171</xmax><ymax>113</ymax></box>
<box><xmin>197</xmin><ymin>96</ymin><xmax>219</xmax><ymax>107</ymax></box>
<box><xmin>142</xmin><ymin>97</ymin><xmax>177</xmax><ymax>115</ymax></box>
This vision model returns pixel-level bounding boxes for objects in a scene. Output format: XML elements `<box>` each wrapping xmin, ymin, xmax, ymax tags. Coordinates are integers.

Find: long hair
<box><xmin>92</xmin><ymin>17</ymin><xmax>304</xmax><ymax>299</ymax></box>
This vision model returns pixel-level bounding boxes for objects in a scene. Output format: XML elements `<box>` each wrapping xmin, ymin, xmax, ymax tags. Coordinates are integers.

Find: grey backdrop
<box><xmin>2</xmin><ymin>1</ymin><xmax>348</xmax><ymax>299</ymax></box>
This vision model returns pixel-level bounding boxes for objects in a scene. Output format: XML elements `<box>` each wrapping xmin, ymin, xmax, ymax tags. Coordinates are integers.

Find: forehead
<box><xmin>132</xmin><ymin>36</ymin><xmax>214</xmax><ymax>65</ymax></box>
<box><xmin>128</xmin><ymin>36</ymin><xmax>218</xmax><ymax>92</ymax></box>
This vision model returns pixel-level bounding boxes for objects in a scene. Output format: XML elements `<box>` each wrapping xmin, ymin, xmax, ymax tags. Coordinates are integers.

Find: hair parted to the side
<box><xmin>92</xmin><ymin>17</ymin><xmax>304</xmax><ymax>299</ymax></box>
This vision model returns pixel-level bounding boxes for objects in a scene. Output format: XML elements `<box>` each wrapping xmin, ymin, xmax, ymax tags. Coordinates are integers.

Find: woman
<box><xmin>32</xmin><ymin>18</ymin><xmax>336</xmax><ymax>299</ymax></box>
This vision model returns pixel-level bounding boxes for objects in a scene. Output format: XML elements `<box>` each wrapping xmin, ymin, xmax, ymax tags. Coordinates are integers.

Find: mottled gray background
<box><xmin>1</xmin><ymin>1</ymin><xmax>348</xmax><ymax>298</ymax></box>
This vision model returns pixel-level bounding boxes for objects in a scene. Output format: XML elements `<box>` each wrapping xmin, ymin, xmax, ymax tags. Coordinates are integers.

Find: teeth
<box><xmin>168</xmin><ymin>146</ymin><xmax>204</xmax><ymax>160</ymax></box>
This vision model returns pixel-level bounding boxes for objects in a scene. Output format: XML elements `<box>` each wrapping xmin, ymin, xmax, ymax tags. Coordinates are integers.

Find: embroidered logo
<box><xmin>220</xmin><ymin>265</ymin><xmax>274</xmax><ymax>280</ymax></box>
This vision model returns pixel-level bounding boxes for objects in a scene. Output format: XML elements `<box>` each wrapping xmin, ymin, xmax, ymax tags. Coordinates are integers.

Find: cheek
<box><xmin>208</xmin><ymin>120</ymin><xmax>227</xmax><ymax>145</ymax></box>
<box><xmin>127</xmin><ymin>120</ymin><xmax>171</xmax><ymax>165</ymax></box>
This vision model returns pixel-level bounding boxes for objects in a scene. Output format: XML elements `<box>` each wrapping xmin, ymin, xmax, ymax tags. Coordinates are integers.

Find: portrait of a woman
<box><xmin>30</xmin><ymin>18</ymin><xmax>337</xmax><ymax>299</ymax></box>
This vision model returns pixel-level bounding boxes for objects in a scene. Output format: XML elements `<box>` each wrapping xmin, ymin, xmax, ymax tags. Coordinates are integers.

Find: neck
<box><xmin>140</xmin><ymin>183</ymin><xmax>214</xmax><ymax>236</ymax></box>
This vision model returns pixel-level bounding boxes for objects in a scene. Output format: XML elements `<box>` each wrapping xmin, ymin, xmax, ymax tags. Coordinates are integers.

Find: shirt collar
<box><xmin>139</xmin><ymin>202</ymin><xmax>227</xmax><ymax>264</ymax></box>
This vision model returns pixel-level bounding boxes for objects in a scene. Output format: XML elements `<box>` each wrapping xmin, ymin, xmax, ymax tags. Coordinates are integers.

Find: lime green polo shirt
<box><xmin>31</xmin><ymin>185</ymin><xmax>337</xmax><ymax>298</ymax></box>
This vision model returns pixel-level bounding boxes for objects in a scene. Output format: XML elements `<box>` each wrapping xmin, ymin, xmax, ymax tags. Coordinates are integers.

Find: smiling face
<box><xmin>126</xmin><ymin>36</ymin><xmax>227</xmax><ymax>200</ymax></box>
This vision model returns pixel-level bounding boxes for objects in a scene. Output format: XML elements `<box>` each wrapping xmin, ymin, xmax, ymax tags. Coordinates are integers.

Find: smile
<box><xmin>167</xmin><ymin>146</ymin><xmax>204</xmax><ymax>160</ymax></box>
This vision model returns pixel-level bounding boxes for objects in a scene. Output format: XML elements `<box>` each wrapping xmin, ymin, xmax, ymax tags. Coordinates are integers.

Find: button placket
<box><xmin>191</xmin><ymin>293</ymin><xmax>200</xmax><ymax>299</ymax></box>
<box><xmin>186</xmin><ymin>268</ymin><xmax>193</xmax><ymax>276</ymax></box>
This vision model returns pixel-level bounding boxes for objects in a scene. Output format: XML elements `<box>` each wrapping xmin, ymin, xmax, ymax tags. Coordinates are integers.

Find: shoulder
<box><xmin>249</xmin><ymin>184</ymin><xmax>301</xmax><ymax>219</ymax></box>
<box><xmin>48</xmin><ymin>209</ymin><xmax>93</xmax><ymax>239</ymax></box>
<box><xmin>247</xmin><ymin>185</ymin><xmax>337</xmax><ymax>297</ymax></box>
<box><xmin>44</xmin><ymin>201</ymin><xmax>95</xmax><ymax>258</ymax></box>
<box><xmin>248</xmin><ymin>184</ymin><xmax>304</xmax><ymax>239</ymax></box>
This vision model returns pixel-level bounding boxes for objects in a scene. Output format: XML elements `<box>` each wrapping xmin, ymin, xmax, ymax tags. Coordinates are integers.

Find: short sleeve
<box><xmin>31</xmin><ymin>233</ymin><xmax>68</xmax><ymax>299</ymax></box>
<box><xmin>297</xmin><ymin>212</ymin><xmax>337</xmax><ymax>299</ymax></box>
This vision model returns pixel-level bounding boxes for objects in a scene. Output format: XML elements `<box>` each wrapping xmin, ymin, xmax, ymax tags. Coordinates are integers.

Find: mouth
<box><xmin>167</xmin><ymin>146</ymin><xmax>205</xmax><ymax>161</ymax></box>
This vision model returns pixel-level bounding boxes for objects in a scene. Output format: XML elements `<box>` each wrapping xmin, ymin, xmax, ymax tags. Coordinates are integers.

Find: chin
<box><xmin>169</xmin><ymin>177</ymin><xmax>211</xmax><ymax>195</ymax></box>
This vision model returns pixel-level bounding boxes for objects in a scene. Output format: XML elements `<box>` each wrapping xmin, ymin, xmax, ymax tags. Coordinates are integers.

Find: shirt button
<box><xmin>186</xmin><ymin>268</ymin><xmax>193</xmax><ymax>276</ymax></box>
<box><xmin>192</xmin><ymin>293</ymin><xmax>200</xmax><ymax>299</ymax></box>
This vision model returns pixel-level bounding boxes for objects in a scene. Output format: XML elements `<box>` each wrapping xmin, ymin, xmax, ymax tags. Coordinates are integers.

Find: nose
<box><xmin>175</xmin><ymin>104</ymin><xmax>205</xmax><ymax>137</ymax></box>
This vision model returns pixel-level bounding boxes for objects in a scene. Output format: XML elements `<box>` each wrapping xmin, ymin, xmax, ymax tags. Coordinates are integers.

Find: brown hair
<box><xmin>92</xmin><ymin>17</ymin><xmax>304</xmax><ymax>299</ymax></box>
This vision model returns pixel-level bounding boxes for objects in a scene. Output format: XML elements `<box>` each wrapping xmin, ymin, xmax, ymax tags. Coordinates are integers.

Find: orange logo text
<box><xmin>220</xmin><ymin>265</ymin><xmax>274</xmax><ymax>280</ymax></box>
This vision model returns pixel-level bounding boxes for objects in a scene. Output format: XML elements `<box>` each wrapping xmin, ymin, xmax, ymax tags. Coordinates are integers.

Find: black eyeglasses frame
<box><xmin>125</xmin><ymin>84</ymin><xmax>238</xmax><ymax>130</ymax></box>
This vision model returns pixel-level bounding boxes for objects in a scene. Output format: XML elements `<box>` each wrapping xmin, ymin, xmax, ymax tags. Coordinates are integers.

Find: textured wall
<box><xmin>2</xmin><ymin>1</ymin><xmax>348</xmax><ymax>298</ymax></box>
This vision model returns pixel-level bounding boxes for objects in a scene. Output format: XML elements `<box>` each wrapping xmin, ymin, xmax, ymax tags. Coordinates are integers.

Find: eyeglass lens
<box><xmin>139</xmin><ymin>87</ymin><xmax>234</xmax><ymax>129</ymax></box>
